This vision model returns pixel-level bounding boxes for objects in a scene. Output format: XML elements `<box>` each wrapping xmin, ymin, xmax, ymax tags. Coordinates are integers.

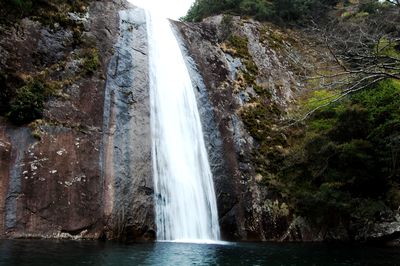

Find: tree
<box><xmin>300</xmin><ymin>7</ymin><xmax>400</xmax><ymax>120</ymax></box>
<box><xmin>183</xmin><ymin>0</ymin><xmax>339</xmax><ymax>22</ymax></box>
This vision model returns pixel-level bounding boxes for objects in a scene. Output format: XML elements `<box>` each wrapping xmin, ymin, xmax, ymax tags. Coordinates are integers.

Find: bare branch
<box><xmin>289</xmin><ymin>8</ymin><xmax>400</xmax><ymax>125</ymax></box>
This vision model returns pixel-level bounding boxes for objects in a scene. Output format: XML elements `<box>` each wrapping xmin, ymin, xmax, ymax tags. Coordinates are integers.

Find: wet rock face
<box><xmin>2</xmin><ymin>4</ymin><xmax>291</xmax><ymax>240</ymax></box>
<box><xmin>36</xmin><ymin>28</ymin><xmax>73</xmax><ymax>68</ymax></box>
<box><xmin>102</xmin><ymin>8</ymin><xmax>155</xmax><ymax>241</ymax></box>
<box><xmin>174</xmin><ymin>19</ymin><xmax>256</xmax><ymax>240</ymax></box>
<box><xmin>0</xmin><ymin>123</ymin><xmax>12</xmax><ymax>235</ymax></box>
<box><xmin>15</xmin><ymin>127</ymin><xmax>102</xmax><ymax>238</ymax></box>
<box><xmin>171</xmin><ymin>24</ymin><xmax>241</xmax><ymax>240</ymax></box>
<box><xmin>0</xmin><ymin>0</ymin><xmax>144</xmax><ymax>240</ymax></box>
<box><xmin>174</xmin><ymin>16</ymin><xmax>302</xmax><ymax>241</ymax></box>
<box><xmin>0</xmin><ymin>19</ymin><xmax>41</xmax><ymax>73</ymax></box>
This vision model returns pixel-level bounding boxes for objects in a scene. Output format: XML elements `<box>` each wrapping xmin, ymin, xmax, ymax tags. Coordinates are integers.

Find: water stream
<box><xmin>146</xmin><ymin>11</ymin><xmax>220</xmax><ymax>241</ymax></box>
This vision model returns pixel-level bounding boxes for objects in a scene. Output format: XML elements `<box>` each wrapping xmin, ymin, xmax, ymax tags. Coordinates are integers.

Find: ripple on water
<box><xmin>1</xmin><ymin>240</ymin><xmax>400</xmax><ymax>266</ymax></box>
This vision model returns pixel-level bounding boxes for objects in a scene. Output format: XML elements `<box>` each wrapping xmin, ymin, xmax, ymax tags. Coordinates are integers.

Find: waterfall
<box><xmin>146</xmin><ymin>11</ymin><xmax>220</xmax><ymax>242</ymax></box>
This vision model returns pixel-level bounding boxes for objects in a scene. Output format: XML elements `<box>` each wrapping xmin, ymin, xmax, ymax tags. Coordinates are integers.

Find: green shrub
<box><xmin>183</xmin><ymin>0</ymin><xmax>338</xmax><ymax>23</ymax></box>
<box><xmin>11</xmin><ymin>0</ymin><xmax>33</xmax><ymax>14</ymax></box>
<box><xmin>329</xmin><ymin>105</ymin><xmax>370</xmax><ymax>141</ymax></box>
<box><xmin>184</xmin><ymin>0</ymin><xmax>242</xmax><ymax>22</ymax></box>
<box><xmin>239</xmin><ymin>0</ymin><xmax>273</xmax><ymax>20</ymax></box>
<box><xmin>304</xmin><ymin>89</ymin><xmax>339</xmax><ymax>111</ymax></box>
<box><xmin>262</xmin><ymin>79</ymin><xmax>400</xmax><ymax>227</ymax></box>
<box><xmin>352</xmin><ymin>79</ymin><xmax>400</xmax><ymax>137</ymax></box>
<box><xmin>7</xmin><ymin>79</ymin><xmax>53</xmax><ymax>125</ymax></box>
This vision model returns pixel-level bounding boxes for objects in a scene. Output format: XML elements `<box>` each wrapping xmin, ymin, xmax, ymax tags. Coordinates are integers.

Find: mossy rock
<box><xmin>82</xmin><ymin>48</ymin><xmax>100</xmax><ymax>75</ymax></box>
<box><xmin>227</xmin><ymin>35</ymin><xmax>250</xmax><ymax>59</ymax></box>
<box><xmin>225</xmin><ymin>34</ymin><xmax>260</xmax><ymax>89</ymax></box>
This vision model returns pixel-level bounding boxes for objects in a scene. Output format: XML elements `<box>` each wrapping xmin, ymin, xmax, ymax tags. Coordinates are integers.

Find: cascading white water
<box><xmin>146</xmin><ymin>11</ymin><xmax>220</xmax><ymax>242</ymax></box>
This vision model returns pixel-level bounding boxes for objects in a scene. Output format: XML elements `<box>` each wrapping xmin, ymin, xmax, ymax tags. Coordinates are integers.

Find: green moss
<box><xmin>253</xmin><ymin>84</ymin><xmax>272</xmax><ymax>97</ymax></box>
<box><xmin>265</xmin><ymin>199</ymin><xmax>290</xmax><ymax>221</ymax></box>
<box><xmin>240</xmin><ymin>99</ymin><xmax>289</xmax><ymax>179</ymax></box>
<box><xmin>304</xmin><ymin>89</ymin><xmax>339</xmax><ymax>111</ymax></box>
<box><xmin>341</xmin><ymin>11</ymin><xmax>352</xmax><ymax>18</ymax></box>
<box><xmin>375</xmin><ymin>37</ymin><xmax>400</xmax><ymax>59</ymax></box>
<box><xmin>242</xmin><ymin>104</ymin><xmax>270</xmax><ymax>141</ymax></box>
<box><xmin>241</xmin><ymin>103</ymin><xmax>281</xmax><ymax>135</ymax></box>
<box><xmin>82</xmin><ymin>48</ymin><xmax>100</xmax><ymax>75</ymax></box>
<box><xmin>226</xmin><ymin>34</ymin><xmax>260</xmax><ymax>89</ymax></box>
<box><xmin>267</xmin><ymin>30</ymin><xmax>285</xmax><ymax>49</ymax></box>
<box><xmin>34</xmin><ymin>0</ymin><xmax>90</xmax><ymax>29</ymax></box>
<box><xmin>227</xmin><ymin>35</ymin><xmax>250</xmax><ymax>59</ymax></box>
<box><xmin>354</xmin><ymin>11</ymin><xmax>369</xmax><ymax>18</ymax></box>
<box><xmin>309</xmin><ymin>118</ymin><xmax>336</xmax><ymax>132</ymax></box>
<box><xmin>244</xmin><ymin>59</ymin><xmax>258</xmax><ymax>76</ymax></box>
<box><xmin>259</xmin><ymin>26</ymin><xmax>269</xmax><ymax>43</ymax></box>
<box><xmin>37</xmin><ymin>10</ymin><xmax>70</xmax><ymax>28</ymax></box>
<box><xmin>29</xmin><ymin>119</ymin><xmax>45</xmax><ymax>140</ymax></box>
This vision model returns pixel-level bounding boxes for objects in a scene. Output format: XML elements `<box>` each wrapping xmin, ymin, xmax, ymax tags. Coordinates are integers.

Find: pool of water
<box><xmin>1</xmin><ymin>240</ymin><xmax>400</xmax><ymax>265</ymax></box>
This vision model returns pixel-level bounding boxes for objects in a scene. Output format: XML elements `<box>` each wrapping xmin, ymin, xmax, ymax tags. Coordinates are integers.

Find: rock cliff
<box><xmin>1</xmin><ymin>0</ymin><xmax>399</xmax><ymax>245</ymax></box>
<box><xmin>174</xmin><ymin>15</ymin><xmax>400</xmax><ymax>244</ymax></box>
<box><xmin>0</xmin><ymin>0</ymin><xmax>154</xmax><ymax>240</ymax></box>
<box><xmin>174</xmin><ymin>15</ymin><xmax>304</xmax><ymax>241</ymax></box>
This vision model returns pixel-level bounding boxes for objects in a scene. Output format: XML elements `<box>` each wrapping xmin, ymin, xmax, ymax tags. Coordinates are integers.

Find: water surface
<box><xmin>1</xmin><ymin>240</ymin><xmax>400</xmax><ymax>265</ymax></box>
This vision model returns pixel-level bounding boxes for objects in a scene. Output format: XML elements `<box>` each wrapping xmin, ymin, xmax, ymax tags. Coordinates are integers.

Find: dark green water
<box><xmin>1</xmin><ymin>240</ymin><xmax>400</xmax><ymax>265</ymax></box>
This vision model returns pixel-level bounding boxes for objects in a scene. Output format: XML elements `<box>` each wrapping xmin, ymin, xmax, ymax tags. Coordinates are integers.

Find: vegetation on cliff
<box><xmin>0</xmin><ymin>0</ymin><xmax>100</xmax><ymax>125</ymax></box>
<box><xmin>273</xmin><ymin>80</ymin><xmax>400</xmax><ymax>232</ymax></box>
<box><xmin>184</xmin><ymin>0</ymin><xmax>400</xmax><ymax>22</ymax></box>
<box><xmin>0</xmin><ymin>0</ymin><xmax>90</xmax><ymax>25</ymax></box>
<box><xmin>189</xmin><ymin>0</ymin><xmax>400</xmax><ymax>239</ymax></box>
<box><xmin>184</xmin><ymin>0</ymin><xmax>339</xmax><ymax>22</ymax></box>
<box><xmin>8</xmin><ymin>78</ymin><xmax>55</xmax><ymax>124</ymax></box>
